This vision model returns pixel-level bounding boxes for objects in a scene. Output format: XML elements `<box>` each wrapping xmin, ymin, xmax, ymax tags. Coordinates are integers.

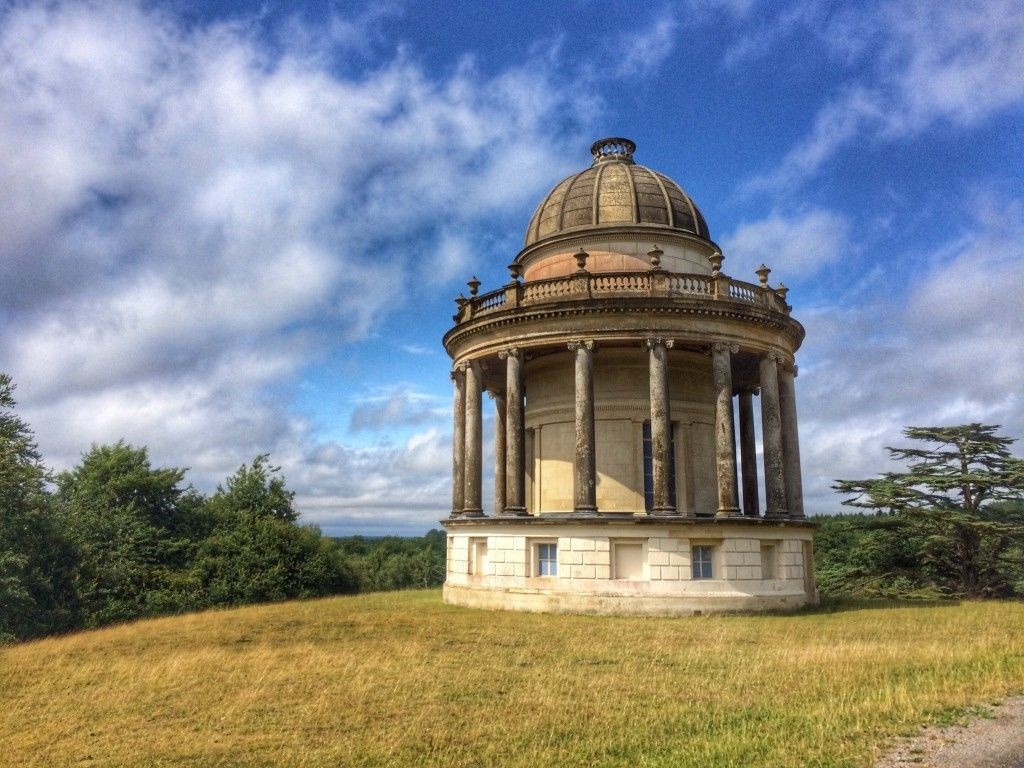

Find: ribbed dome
<box><xmin>525</xmin><ymin>138</ymin><xmax>710</xmax><ymax>247</ymax></box>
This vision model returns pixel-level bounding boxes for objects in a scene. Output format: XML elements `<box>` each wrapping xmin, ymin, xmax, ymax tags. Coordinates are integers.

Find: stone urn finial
<box><xmin>508</xmin><ymin>262</ymin><xmax>523</xmax><ymax>282</ymax></box>
<box><xmin>776</xmin><ymin>282</ymin><xmax>789</xmax><ymax>302</ymax></box>
<box><xmin>708</xmin><ymin>250</ymin><xmax>724</xmax><ymax>276</ymax></box>
<box><xmin>575</xmin><ymin>248</ymin><xmax>589</xmax><ymax>272</ymax></box>
<box><xmin>756</xmin><ymin>264</ymin><xmax>771</xmax><ymax>287</ymax></box>
<box><xmin>648</xmin><ymin>245</ymin><xmax>663</xmax><ymax>269</ymax></box>
<box><xmin>467</xmin><ymin>276</ymin><xmax>481</xmax><ymax>296</ymax></box>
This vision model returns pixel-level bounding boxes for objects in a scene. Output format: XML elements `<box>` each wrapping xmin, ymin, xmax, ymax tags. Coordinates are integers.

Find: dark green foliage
<box><xmin>193</xmin><ymin>457</ymin><xmax>357</xmax><ymax>605</ymax></box>
<box><xmin>55</xmin><ymin>442</ymin><xmax>203</xmax><ymax>627</ymax></box>
<box><xmin>828</xmin><ymin>424</ymin><xmax>1024</xmax><ymax>598</ymax></box>
<box><xmin>0</xmin><ymin>374</ymin><xmax>79</xmax><ymax>641</ymax></box>
<box><xmin>204</xmin><ymin>455</ymin><xmax>298</xmax><ymax>523</ymax></box>
<box><xmin>335</xmin><ymin>529</ymin><xmax>446</xmax><ymax>592</ymax></box>
<box><xmin>0</xmin><ymin>372</ymin><xmax>441</xmax><ymax>642</ymax></box>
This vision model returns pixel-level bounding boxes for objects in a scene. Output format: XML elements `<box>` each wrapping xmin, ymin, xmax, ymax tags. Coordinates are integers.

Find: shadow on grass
<box><xmin>794</xmin><ymin>595</ymin><xmax>962</xmax><ymax>615</ymax></box>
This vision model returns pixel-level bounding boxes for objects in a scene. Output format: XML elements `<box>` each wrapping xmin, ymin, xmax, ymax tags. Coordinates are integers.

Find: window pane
<box><xmin>642</xmin><ymin>421</ymin><xmax>677</xmax><ymax>511</ymax></box>
<box><xmin>537</xmin><ymin>543</ymin><xmax>558</xmax><ymax>576</ymax></box>
<box><xmin>692</xmin><ymin>545</ymin><xmax>714</xmax><ymax>579</ymax></box>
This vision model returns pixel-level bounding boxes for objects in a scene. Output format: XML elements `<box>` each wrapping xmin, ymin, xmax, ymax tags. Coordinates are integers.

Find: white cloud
<box><xmin>615</xmin><ymin>11</ymin><xmax>678</xmax><ymax>78</ymax></box>
<box><xmin>348</xmin><ymin>387</ymin><xmax>447</xmax><ymax>432</ymax></box>
<box><xmin>0</xmin><ymin>0</ymin><xmax>593</xmax><ymax>526</ymax></box>
<box><xmin>719</xmin><ymin>207</ymin><xmax>852</xmax><ymax>280</ymax></box>
<box><xmin>744</xmin><ymin>0</ymin><xmax>1024</xmax><ymax>190</ymax></box>
<box><xmin>794</xmin><ymin>194</ymin><xmax>1024</xmax><ymax>513</ymax></box>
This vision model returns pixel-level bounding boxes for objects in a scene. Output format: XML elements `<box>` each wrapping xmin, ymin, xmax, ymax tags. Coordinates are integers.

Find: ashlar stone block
<box><xmin>583</xmin><ymin>550</ymin><xmax>608</xmax><ymax>565</ymax></box>
<box><xmin>560</xmin><ymin>550</ymin><xmax>584</xmax><ymax>565</ymax></box>
<box><xmin>649</xmin><ymin>550</ymin><xmax>670</xmax><ymax>566</ymax></box>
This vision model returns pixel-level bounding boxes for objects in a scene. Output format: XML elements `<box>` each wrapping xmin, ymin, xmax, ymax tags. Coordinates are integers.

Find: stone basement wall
<box><xmin>446</xmin><ymin>529</ymin><xmax>810</xmax><ymax>591</ymax></box>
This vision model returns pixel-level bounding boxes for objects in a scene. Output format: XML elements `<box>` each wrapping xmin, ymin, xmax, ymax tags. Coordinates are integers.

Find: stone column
<box><xmin>646</xmin><ymin>338</ymin><xmax>676</xmax><ymax>514</ymax></box>
<box><xmin>451</xmin><ymin>367</ymin><xmax>466</xmax><ymax>516</ymax></box>
<box><xmin>569</xmin><ymin>340</ymin><xmax>597</xmax><ymax>514</ymax></box>
<box><xmin>738</xmin><ymin>388</ymin><xmax>760</xmax><ymax>517</ymax></box>
<box><xmin>492</xmin><ymin>392</ymin><xmax>506</xmax><ymax>515</ymax></box>
<box><xmin>759</xmin><ymin>351</ymin><xmax>787</xmax><ymax>517</ymax></box>
<box><xmin>712</xmin><ymin>342</ymin><xmax>740</xmax><ymax>517</ymax></box>
<box><xmin>500</xmin><ymin>348</ymin><xmax>527</xmax><ymax>515</ymax></box>
<box><xmin>778</xmin><ymin>364</ymin><xmax>805</xmax><ymax>518</ymax></box>
<box><xmin>462</xmin><ymin>361</ymin><xmax>484</xmax><ymax>517</ymax></box>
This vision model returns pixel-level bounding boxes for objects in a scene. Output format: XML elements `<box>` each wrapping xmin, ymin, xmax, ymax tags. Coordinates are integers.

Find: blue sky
<box><xmin>1</xmin><ymin>0</ymin><xmax>1022</xmax><ymax>534</ymax></box>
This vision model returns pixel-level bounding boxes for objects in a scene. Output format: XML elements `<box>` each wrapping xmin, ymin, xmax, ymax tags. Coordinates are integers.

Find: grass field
<box><xmin>2</xmin><ymin>591</ymin><xmax>1023</xmax><ymax>767</ymax></box>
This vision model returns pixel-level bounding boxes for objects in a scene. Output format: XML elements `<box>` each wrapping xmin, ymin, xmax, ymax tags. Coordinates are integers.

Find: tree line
<box><xmin>0</xmin><ymin>374</ymin><xmax>444</xmax><ymax>643</ymax></box>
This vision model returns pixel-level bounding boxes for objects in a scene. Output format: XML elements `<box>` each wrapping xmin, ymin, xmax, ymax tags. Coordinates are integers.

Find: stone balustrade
<box><xmin>455</xmin><ymin>270</ymin><xmax>790</xmax><ymax>323</ymax></box>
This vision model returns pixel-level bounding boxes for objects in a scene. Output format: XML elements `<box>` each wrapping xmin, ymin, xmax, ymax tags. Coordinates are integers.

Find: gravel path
<box><xmin>875</xmin><ymin>697</ymin><xmax>1024</xmax><ymax>768</ymax></box>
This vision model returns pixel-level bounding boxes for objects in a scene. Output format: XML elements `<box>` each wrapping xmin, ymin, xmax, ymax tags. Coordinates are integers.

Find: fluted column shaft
<box><xmin>570</xmin><ymin>340</ymin><xmax>597</xmax><ymax>514</ymax></box>
<box><xmin>759</xmin><ymin>352</ymin><xmax>787</xmax><ymax>517</ymax></box>
<box><xmin>463</xmin><ymin>361</ymin><xmax>484</xmax><ymax>517</ymax></box>
<box><xmin>501</xmin><ymin>348</ymin><xmax>527</xmax><ymax>515</ymax></box>
<box><xmin>492</xmin><ymin>393</ymin><xmax>506</xmax><ymax>515</ymax></box>
<box><xmin>738</xmin><ymin>389</ymin><xmax>760</xmax><ymax>517</ymax></box>
<box><xmin>712</xmin><ymin>342</ymin><xmax>740</xmax><ymax>517</ymax></box>
<box><xmin>647</xmin><ymin>338</ymin><xmax>676</xmax><ymax>514</ymax></box>
<box><xmin>778</xmin><ymin>366</ymin><xmax>805</xmax><ymax>518</ymax></box>
<box><xmin>451</xmin><ymin>367</ymin><xmax>465</xmax><ymax>516</ymax></box>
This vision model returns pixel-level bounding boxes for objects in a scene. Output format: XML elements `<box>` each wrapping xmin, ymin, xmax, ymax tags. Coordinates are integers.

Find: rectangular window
<box><xmin>643</xmin><ymin>421</ymin><xmax>677</xmax><ymax>511</ymax></box>
<box><xmin>760</xmin><ymin>543</ymin><xmax>777</xmax><ymax>580</ymax></box>
<box><xmin>537</xmin><ymin>543</ymin><xmax>558</xmax><ymax>576</ymax></box>
<box><xmin>692</xmin><ymin>545</ymin><xmax>714</xmax><ymax>580</ymax></box>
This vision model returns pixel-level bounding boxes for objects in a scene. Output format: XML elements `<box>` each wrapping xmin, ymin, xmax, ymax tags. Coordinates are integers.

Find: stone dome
<box><xmin>524</xmin><ymin>138</ymin><xmax>710</xmax><ymax>247</ymax></box>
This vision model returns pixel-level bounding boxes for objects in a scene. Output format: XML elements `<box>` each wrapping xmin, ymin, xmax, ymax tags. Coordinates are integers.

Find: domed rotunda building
<box><xmin>442</xmin><ymin>138</ymin><xmax>816</xmax><ymax>615</ymax></box>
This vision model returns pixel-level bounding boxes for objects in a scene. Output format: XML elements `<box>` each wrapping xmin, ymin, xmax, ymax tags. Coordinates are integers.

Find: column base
<box><xmin>573</xmin><ymin>505</ymin><xmax>599</xmax><ymax>516</ymax></box>
<box><xmin>651</xmin><ymin>506</ymin><xmax>678</xmax><ymax>515</ymax></box>
<box><xmin>763</xmin><ymin>507</ymin><xmax>787</xmax><ymax>519</ymax></box>
<box><xmin>716</xmin><ymin>506</ymin><xmax>742</xmax><ymax>518</ymax></box>
<box><xmin>461</xmin><ymin>507</ymin><xmax>485</xmax><ymax>518</ymax></box>
<box><xmin>502</xmin><ymin>505</ymin><xmax>528</xmax><ymax>516</ymax></box>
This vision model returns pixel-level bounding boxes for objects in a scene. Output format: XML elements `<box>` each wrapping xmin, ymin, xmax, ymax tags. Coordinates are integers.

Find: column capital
<box><xmin>645</xmin><ymin>338</ymin><xmax>675</xmax><ymax>350</ymax></box>
<box><xmin>764</xmin><ymin>349</ymin><xmax>785</xmax><ymax>364</ymax></box>
<box><xmin>567</xmin><ymin>339</ymin><xmax>595</xmax><ymax>352</ymax></box>
<box><xmin>712</xmin><ymin>341</ymin><xmax>739</xmax><ymax>355</ymax></box>
<box><xmin>453</xmin><ymin>361</ymin><xmax>469</xmax><ymax>374</ymax></box>
<box><xmin>498</xmin><ymin>347</ymin><xmax>521</xmax><ymax>361</ymax></box>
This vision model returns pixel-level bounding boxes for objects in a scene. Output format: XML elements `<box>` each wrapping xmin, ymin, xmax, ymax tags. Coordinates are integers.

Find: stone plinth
<box><xmin>442</xmin><ymin>516</ymin><xmax>817</xmax><ymax>616</ymax></box>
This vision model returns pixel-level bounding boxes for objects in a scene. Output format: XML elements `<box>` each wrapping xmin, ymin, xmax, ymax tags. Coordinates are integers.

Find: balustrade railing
<box><xmin>457</xmin><ymin>270</ymin><xmax>789</xmax><ymax>323</ymax></box>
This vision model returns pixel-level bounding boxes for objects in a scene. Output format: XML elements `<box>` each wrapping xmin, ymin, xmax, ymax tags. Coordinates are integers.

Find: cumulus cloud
<box><xmin>287</xmin><ymin>428</ymin><xmax>453</xmax><ymax>534</ymax></box>
<box><xmin>348</xmin><ymin>388</ymin><xmax>447</xmax><ymax>432</ymax></box>
<box><xmin>795</xmin><ymin>194</ymin><xmax>1024</xmax><ymax>513</ymax></box>
<box><xmin>742</xmin><ymin>0</ymin><xmax>1024</xmax><ymax>190</ymax></box>
<box><xmin>719</xmin><ymin>207</ymin><xmax>852</xmax><ymax>281</ymax></box>
<box><xmin>0</xmin><ymin>0</ymin><xmax>591</xmax><ymax>524</ymax></box>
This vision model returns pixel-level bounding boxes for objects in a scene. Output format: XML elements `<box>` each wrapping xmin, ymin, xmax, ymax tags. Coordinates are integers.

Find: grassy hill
<box><xmin>2</xmin><ymin>592</ymin><xmax>1023</xmax><ymax>767</ymax></box>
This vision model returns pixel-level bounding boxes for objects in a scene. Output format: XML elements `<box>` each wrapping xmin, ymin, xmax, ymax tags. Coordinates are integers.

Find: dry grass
<box><xmin>2</xmin><ymin>592</ymin><xmax>1023</xmax><ymax>767</ymax></box>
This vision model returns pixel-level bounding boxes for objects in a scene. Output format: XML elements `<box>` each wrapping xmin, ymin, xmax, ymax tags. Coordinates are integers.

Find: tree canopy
<box><xmin>831</xmin><ymin>424</ymin><xmax>1024</xmax><ymax>598</ymax></box>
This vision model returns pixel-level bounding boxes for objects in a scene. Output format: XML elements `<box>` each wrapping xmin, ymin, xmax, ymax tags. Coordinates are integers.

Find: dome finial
<box><xmin>590</xmin><ymin>137</ymin><xmax>636</xmax><ymax>164</ymax></box>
